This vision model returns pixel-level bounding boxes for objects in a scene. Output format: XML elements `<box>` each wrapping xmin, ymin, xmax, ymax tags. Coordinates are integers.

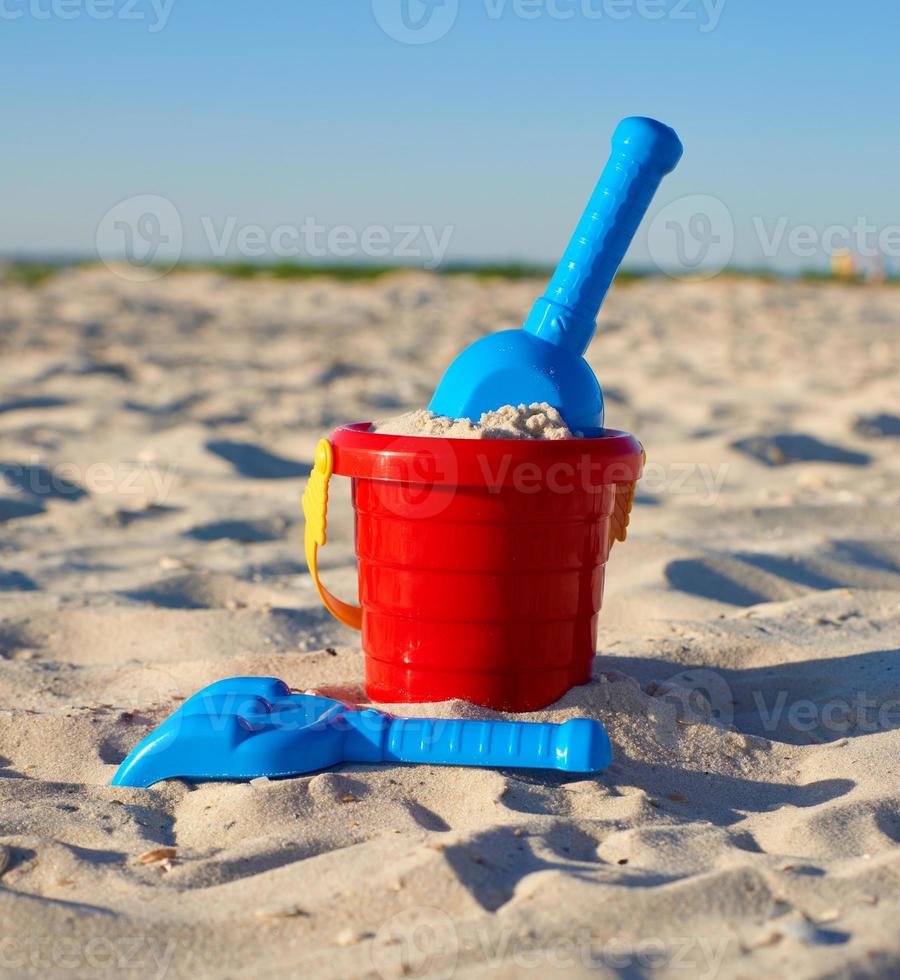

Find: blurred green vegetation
<box><xmin>182</xmin><ymin>261</ymin><xmax>402</xmax><ymax>282</ymax></box>
<box><xmin>181</xmin><ymin>261</ymin><xmax>651</xmax><ymax>283</ymax></box>
<box><xmin>2</xmin><ymin>260</ymin><xmax>897</xmax><ymax>288</ymax></box>
<box><xmin>175</xmin><ymin>260</ymin><xmax>562</xmax><ymax>282</ymax></box>
<box><xmin>797</xmin><ymin>268</ymin><xmax>867</xmax><ymax>286</ymax></box>
<box><xmin>0</xmin><ymin>262</ymin><xmax>66</xmax><ymax>287</ymax></box>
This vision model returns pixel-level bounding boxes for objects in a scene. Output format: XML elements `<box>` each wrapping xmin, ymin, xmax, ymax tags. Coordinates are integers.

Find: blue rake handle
<box><xmin>523</xmin><ymin>116</ymin><xmax>683</xmax><ymax>356</ymax></box>
<box><xmin>360</xmin><ymin>714</ymin><xmax>611</xmax><ymax>773</ymax></box>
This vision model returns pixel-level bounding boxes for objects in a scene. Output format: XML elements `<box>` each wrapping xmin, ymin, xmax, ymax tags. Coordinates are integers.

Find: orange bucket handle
<box><xmin>609</xmin><ymin>447</ymin><xmax>645</xmax><ymax>550</ymax></box>
<box><xmin>301</xmin><ymin>439</ymin><xmax>362</xmax><ymax>631</ymax></box>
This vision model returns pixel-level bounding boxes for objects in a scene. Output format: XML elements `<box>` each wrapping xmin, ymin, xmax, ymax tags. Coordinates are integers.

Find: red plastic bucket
<box><xmin>303</xmin><ymin>423</ymin><xmax>643</xmax><ymax>712</ymax></box>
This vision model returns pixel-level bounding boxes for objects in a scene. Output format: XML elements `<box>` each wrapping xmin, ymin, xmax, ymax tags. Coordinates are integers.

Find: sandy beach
<box><xmin>1</xmin><ymin>267</ymin><xmax>899</xmax><ymax>978</ymax></box>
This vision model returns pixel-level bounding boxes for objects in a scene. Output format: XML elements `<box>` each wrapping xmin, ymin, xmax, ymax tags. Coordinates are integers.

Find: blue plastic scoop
<box><xmin>429</xmin><ymin>116</ymin><xmax>682</xmax><ymax>432</ymax></box>
<box><xmin>111</xmin><ymin>677</ymin><xmax>612</xmax><ymax>787</ymax></box>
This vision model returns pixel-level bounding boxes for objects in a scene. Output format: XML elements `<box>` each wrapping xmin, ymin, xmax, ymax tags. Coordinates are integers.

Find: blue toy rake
<box><xmin>112</xmin><ymin>677</ymin><xmax>612</xmax><ymax>787</ymax></box>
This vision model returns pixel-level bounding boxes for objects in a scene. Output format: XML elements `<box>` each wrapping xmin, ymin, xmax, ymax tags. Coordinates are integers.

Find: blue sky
<box><xmin>3</xmin><ymin>0</ymin><xmax>899</xmax><ymax>272</ymax></box>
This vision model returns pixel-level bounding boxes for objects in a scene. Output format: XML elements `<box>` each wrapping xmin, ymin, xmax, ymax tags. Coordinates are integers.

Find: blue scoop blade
<box><xmin>428</xmin><ymin>329</ymin><xmax>605</xmax><ymax>433</ymax></box>
<box><xmin>111</xmin><ymin>678</ymin><xmax>347</xmax><ymax>787</ymax></box>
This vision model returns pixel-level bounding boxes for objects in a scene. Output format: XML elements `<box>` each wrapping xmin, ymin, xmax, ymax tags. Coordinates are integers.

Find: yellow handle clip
<box><xmin>301</xmin><ymin>439</ymin><xmax>362</xmax><ymax>631</ymax></box>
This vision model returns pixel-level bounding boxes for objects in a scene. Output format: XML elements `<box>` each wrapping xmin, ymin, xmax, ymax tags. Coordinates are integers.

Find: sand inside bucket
<box><xmin>373</xmin><ymin>402</ymin><xmax>579</xmax><ymax>440</ymax></box>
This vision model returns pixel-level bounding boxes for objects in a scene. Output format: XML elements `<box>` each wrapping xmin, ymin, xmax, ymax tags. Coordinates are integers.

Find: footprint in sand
<box><xmin>854</xmin><ymin>413</ymin><xmax>900</xmax><ymax>438</ymax></box>
<box><xmin>666</xmin><ymin>541</ymin><xmax>900</xmax><ymax>608</ymax></box>
<box><xmin>0</xmin><ymin>395</ymin><xmax>70</xmax><ymax>414</ymax></box>
<box><xmin>205</xmin><ymin>440</ymin><xmax>310</xmax><ymax>479</ymax></box>
<box><xmin>0</xmin><ymin>570</ymin><xmax>38</xmax><ymax>592</ymax></box>
<box><xmin>184</xmin><ymin>517</ymin><xmax>290</xmax><ymax>543</ymax></box>
<box><xmin>730</xmin><ymin>433</ymin><xmax>871</xmax><ymax>467</ymax></box>
<box><xmin>0</xmin><ymin>498</ymin><xmax>45</xmax><ymax>522</ymax></box>
<box><xmin>0</xmin><ymin>462</ymin><xmax>87</xmax><ymax>502</ymax></box>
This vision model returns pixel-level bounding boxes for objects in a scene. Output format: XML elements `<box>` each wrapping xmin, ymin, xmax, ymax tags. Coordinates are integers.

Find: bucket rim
<box><xmin>329</xmin><ymin>422</ymin><xmax>643</xmax><ymax>487</ymax></box>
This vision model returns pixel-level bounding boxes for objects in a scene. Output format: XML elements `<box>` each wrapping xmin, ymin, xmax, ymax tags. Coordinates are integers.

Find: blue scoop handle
<box><xmin>523</xmin><ymin>116</ymin><xmax>683</xmax><ymax>356</ymax></box>
<box><xmin>378</xmin><ymin>715</ymin><xmax>611</xmax><ymax>773</ymax></box>
<box><xmin>109</xmin><ymin>676</ymin><xmax>614</xmax><ymax>786</ymax></box>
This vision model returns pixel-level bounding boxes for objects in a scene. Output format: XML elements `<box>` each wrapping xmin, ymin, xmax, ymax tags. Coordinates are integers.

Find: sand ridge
<box><xmin>0</xmin><ymin>269</ymin><xmax>899</xmax><ymax>978</ymax></box>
